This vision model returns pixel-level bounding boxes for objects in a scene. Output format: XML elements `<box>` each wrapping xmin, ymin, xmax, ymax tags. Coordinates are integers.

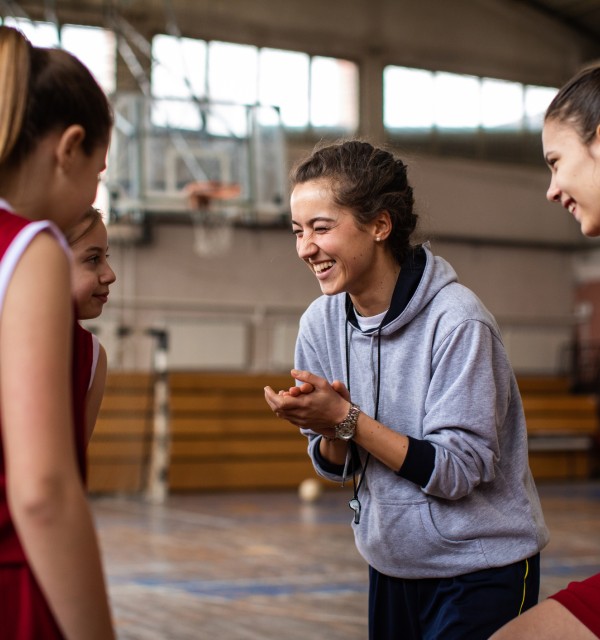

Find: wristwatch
<box><xmin>334</xmin><ymin>402</ymin><xmax>361</xmax><ymax>441</ymax></box>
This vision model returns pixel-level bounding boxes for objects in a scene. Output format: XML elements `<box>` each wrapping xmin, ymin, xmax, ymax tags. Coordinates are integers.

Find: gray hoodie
<box><xmin>297</xmin><ymin>244</ymin><xmax>549</xmax><ymax>579</ymax></box>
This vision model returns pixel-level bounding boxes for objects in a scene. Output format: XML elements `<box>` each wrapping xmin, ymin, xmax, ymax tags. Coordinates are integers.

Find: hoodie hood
<box><xmin>346</xmin><ymin>243</ymin><xmax>458</xmax><ymax>336</ymax></box>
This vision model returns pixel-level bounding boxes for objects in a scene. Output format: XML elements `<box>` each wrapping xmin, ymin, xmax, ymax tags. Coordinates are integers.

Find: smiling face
<box><xmin>542</xmin><ymin>118</ymin><xmax>600</xmax><ymax>236</ymax></box>
<box><xmin>70</xmin><ymin>218</ymin><xmax>116</xmax><ymax>320</ymax></box>
<box><xmin>291</xmin><ymin>178</ymin><xmax>397</xmax><ymax>314</ymax></box>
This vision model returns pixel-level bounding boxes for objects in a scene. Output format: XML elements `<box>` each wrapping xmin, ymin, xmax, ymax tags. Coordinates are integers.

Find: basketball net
<box><xmin>191</xmin><ymin>209</ymin><xmax>234</xmax><ymax>257</ymax></box>
<box><xmin>184</xmin><ymin>181</ymin><xmax>241</xmax><ymax>258</ymax></box>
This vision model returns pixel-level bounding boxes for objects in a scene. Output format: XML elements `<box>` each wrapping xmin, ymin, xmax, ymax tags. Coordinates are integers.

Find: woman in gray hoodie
<box><xmin>265</xmin><ymin>140</ymin><xmax>549</xmax><ymax>640</ymax></box>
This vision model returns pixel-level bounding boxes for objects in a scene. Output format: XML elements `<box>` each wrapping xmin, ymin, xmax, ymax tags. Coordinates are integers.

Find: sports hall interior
<box><xmin>6</xmin><ymin>1</ymin><xmax>600</xmax><ymax>637</ymax></box>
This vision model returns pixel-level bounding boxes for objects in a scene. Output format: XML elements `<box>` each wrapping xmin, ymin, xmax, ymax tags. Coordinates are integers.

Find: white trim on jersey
<box><xmin>89</xmin><ymin>333</ymin><xmax>100</xmax><ymax>391</ymax></box>
<box><xmin>0</xmin><ymin>219</ymin><xmax>69</xmax><ymax>314</ymax></box>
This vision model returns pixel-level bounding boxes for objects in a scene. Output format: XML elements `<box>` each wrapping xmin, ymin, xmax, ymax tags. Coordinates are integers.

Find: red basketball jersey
<box><xmin>0</xmin><ymin>207</ymin><xmax>91</xmax><ymax>639</ymax></box>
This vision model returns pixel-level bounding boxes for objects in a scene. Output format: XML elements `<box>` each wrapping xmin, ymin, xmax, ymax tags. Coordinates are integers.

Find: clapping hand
<box><xmin>264</xmin><ymin>369</ymin><xmax>350</xmax><ymax>437</ymax></box>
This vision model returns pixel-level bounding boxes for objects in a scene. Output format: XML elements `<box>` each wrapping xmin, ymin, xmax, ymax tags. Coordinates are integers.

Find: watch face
<box><xmin>335</xmin><ymin>403</ymin><xmax>359</xmax><ymax>440</ymax></box>
<box><xmin>336</xmin><ymin>422</ymin><xmax>356</xmax><ymax>440</ymax></box>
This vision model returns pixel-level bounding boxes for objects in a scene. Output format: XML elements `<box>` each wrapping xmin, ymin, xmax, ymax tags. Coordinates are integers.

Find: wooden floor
<box><xmin>91</xmin><ymin>480</ymin><xmax>600</xmax><ymax>640</ymax></box>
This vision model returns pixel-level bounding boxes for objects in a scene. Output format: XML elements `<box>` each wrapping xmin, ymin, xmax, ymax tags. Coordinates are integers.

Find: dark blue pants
<box><xmin>368</xmin><ymin>554</ymin><xmax>540</xmax><ymax>640</ymax></box>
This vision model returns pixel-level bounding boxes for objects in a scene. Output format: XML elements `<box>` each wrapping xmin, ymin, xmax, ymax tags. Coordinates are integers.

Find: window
<box><xmin>434</xmin><ymin>72</ymin><xmax>480</xmax><ymax>129</ymax></box>
<box><xmin>151</xmin><ymin>34</ymin><xmax>207</xmax><ymax>130</ymax></box>
<box><xmin>152</xmin><ymin>34</ymin><xmax>206</xmax><ymax>99</ymax></box>
<box><xmin>259</xmin><ymin>48</ymin><xmax>309</xmax><ymax>127</ymax></box>
<box><xmin>208</xmin><ymin>41</ymin><xmax>258</xmax><ymax>105</ymax></box>
<box><xmin>384</xmin><ymin>64</ymin><xmax>557</xmax><ymax>133</ymax></box>
<box><xmin>61</xmin><ymin>24</ymin><xmax>116</xmax><ymax>94</ymax></box>
<box><xmin>384</xmin><ymin>66</ymin><xmax>435</xmax><ymax>129</ymax></box>
<box><xmin>481</xmin><ymin>78</ymin><xmax>523</xmax><ymax>129</ymax></box>
<box><xmin>151</xmin><ymin>35</ymin><xmax>358</xmax><ymax>133</ymax></box>
<box><xmin>525</xmin><ymin>85</ymin><xmax>558</xmax><ymax>130</ymax></box>
<box><xmin>311</xmin><ymin>56</ymin><xmax>358</xmax><ymax>130</ymax></box>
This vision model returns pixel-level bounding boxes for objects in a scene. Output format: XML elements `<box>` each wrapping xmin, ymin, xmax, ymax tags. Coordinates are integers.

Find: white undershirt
<box><xmin>355</xmin><ymin>308</ymin><xmax>388</xmax><ymax>332</ymax></box>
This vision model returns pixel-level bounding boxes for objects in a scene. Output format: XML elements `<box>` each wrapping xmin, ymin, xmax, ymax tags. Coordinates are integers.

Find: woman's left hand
<box><xmin>264</xmin><ymin>369</ymin><xmax>350</xmax><ymax>435</ymax></box>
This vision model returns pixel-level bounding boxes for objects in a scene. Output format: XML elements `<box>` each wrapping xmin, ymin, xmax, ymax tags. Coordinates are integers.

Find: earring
<box><xmin>375</xmin><ymin>237</ymin><xmax>381</xmax><ymax>242</ymax></box>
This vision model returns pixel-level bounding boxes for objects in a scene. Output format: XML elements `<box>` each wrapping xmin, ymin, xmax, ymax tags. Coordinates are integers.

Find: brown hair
<box><xmin>0</xmin><ymin>26</ymin><xmax>113</xmax><ymax>168</ymax></box>
<box><xmin>290</xmin><ymin>140</ymin><xmax>417</xmax><ymax>265</ymax></box>
<box><xmin>545</xmin><ymin>62</ymin><xmax>600</xmax><ymax>144</ymax></box>
<box><xmin>65</xmin><ymin>206</ymin><xmax>104</xmax><ymax>246</ymax></box>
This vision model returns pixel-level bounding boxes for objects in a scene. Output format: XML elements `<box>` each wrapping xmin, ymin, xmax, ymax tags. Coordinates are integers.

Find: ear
<box><xmin>55</xmin><ymin>125</ymin><xmax>86</xmax><ymax>171</ymax></box>
<box><xmin>371</xmin><ymin>210</ymin><xmax>393</xmax><ymax>242</ymax></box>
<box><xmin>591</xmin><ymin>123</ymin><xmax>600</xmax><ymax>161</ymax></box>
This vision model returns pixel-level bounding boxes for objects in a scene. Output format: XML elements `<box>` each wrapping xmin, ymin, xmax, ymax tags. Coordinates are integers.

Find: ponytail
<box><xmin>0</xmin><ymin>27</ymin><xmax>30</xmax><ymax>166</ymax></box>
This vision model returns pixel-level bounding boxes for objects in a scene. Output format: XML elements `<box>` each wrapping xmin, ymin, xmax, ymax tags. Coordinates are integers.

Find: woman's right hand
<box><xmin>264</xmin><ymin>369</ymin><xmax>351</xmax><ymax>436</ymax></box>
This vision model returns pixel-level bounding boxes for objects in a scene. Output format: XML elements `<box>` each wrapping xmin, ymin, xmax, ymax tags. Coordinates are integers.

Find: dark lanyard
<box><xmin>344</xmin><ymin>314</ymin><xmax>382</xmax><ymax>524</ymax></box>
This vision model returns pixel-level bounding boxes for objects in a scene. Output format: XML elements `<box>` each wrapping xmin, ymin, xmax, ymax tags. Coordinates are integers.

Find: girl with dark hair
<box><xmin>265</xmin><ymin>140</ymin><xmax>549</xmax><ymax>639</ymax></box>
<box><xmin>491</xmin><ymin>64</ymin><xmax>600</xmax><ymax>640</ymax></box>
<box><xmin>0</xmin><ymin>26</ymin><xmax>115</xmax><ymax>639</ymax></box>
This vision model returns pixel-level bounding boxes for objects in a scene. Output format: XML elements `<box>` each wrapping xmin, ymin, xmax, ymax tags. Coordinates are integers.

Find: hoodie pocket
<box><xmin>355</xmin><ymin>497</ymin><xmax>487</xmax><ymax>577</ymax></box>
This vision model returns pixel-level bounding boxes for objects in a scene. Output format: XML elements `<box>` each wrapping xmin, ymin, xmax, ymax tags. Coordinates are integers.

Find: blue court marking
<box><xmin>108</xmin><ymin>576</ymin><xmax>368</xmax><ymax>600</ymax></box>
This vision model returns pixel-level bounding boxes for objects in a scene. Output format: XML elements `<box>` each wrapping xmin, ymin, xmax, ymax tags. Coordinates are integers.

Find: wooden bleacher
<box><xmin>87</xmin><ymin>371</ymin><xmax>317</xmax><ymax>494</ymax></box>
<box><xmin>87</xmin><ymin>372</ymin><xmax>153</xmax><ymax>493</ymax></box>
<box><xmin>87</xmin><ymin>372</ymin><xmax>600</xmax><ymax>493</ymax></box>
<box><xmin>517</xmin><ymin>375</ymin><xmax>599</xmax><ymax>480</ymax></box>
<box><xmin>168</xmin><ymin>372</ymin><xmax>318</xmax><ymax>491</ymax></box>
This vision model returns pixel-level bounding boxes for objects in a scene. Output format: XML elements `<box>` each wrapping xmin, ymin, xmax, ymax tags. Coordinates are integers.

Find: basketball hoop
<box><xmin>184</xmin><ymin>181</ymin><xmax>241</xmax><ymax>258</ymax></box>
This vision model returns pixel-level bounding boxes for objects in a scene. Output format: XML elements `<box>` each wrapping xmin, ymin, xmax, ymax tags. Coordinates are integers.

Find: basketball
<box><xmin>298</xmin><ymin>478</ymin><xmax>323</xmax><ymax>503</ymax></box>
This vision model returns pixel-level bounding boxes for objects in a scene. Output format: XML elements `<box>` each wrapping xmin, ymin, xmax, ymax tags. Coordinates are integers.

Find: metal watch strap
<box><xmin>334</xmin><ymin>402</ymin><xmax>361</xmax><ymax>441</ymax></box>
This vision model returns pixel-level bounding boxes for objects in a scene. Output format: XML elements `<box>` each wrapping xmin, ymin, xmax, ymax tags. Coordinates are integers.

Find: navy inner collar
<box><xmin>345</xmin><ymin>245</ymin><xmax>426</xmax><ymax>331</ymax></box>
